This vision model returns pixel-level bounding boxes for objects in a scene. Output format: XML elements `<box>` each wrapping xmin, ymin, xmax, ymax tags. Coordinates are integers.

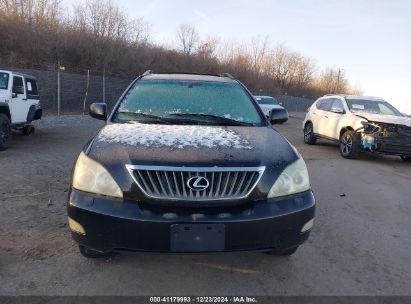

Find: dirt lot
<box><xmin>0</xmin><ymin>114</ymin><xmax>410</xmax><ymax>296</ymax></box>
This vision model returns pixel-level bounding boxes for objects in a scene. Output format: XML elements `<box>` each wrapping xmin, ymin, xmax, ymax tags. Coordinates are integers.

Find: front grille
<box><xmin>126</xmin><ymin>165</ymin><xmax>265</xmax><ymax>201</ymax></box>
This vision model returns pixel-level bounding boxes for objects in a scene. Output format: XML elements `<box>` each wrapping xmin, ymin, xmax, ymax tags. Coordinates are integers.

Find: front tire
<box><xmin>0</xmin><ymin>114</ymin><xmax>11</xmax><ymax>151</ymax></box>
<box><xmin>304</xmin><ymin>122</ymin><xmax>317</xmax><ymax>145</ymax></box>
<box><xmin>401</xmin><ymin>156</ymin><xmax>411</xmax><ymax>162</ymax></box>
<box><xmin>340</xmin><ymin>130</ymin><xmax>360</xmax><ymax>159</ymax></box>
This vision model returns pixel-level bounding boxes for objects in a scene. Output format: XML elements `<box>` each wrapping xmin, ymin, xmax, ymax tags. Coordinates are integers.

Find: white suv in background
<box><xmin>302</xmin><ymin>94</ymin><xmax>411</xmax><ymax>161</ymax></box>
<box><xmin>0</xmin><ymin>70</ymin><xmax>42</xmax><ymax>150</ymax></box>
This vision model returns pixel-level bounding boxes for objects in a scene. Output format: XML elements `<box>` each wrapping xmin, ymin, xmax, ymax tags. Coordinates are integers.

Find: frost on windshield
<box><xmin>97</xmin><ymin>123</ymin><xmax>253</xmax><ymax>150</ymax></box>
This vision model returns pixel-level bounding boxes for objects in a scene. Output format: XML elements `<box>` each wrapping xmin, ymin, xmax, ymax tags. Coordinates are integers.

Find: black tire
<box><xmin>266</xmin><ymin>246</ymin><xmax>299</xmax><ymax>256</ymax></box>
<box><xmin>401</xmin><ymin>156</ymin><xmax>411</xmax><ymax>162</ymax></box>
<box><xmin>303</xmin><ymin>122</ymin><xmax>317</xmax><ymax>145</ymax></box>
<box><xmin>78</xmin><ymin>245</ymin><xmax>110</xmax><ymax>258</ymax></box>
<box><xmin>0</xmin><ymin>114</ymin><xmax>11</xmax><ymax>151</ymax></box>
<box><xmin>339</xmin><ymin>130</ymin><xmax>361</xmax><ymax>159</ymax></box>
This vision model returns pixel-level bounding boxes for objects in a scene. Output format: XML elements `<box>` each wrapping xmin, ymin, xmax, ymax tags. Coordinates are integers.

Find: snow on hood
<box><xmin>97</xmin><ymin>123</ymin><xmax>254</xmax><ymax>150</ymax></box>
<box><xmin>353</xmin><ymin>112</ymin><xmax>411</xmax><ymax>127</ymax></box>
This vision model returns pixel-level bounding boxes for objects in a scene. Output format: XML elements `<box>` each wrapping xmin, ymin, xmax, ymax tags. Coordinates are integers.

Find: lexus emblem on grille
<box><xmin>187</xmin><ymin>176</ymin><xmax>209</xmax><ymax>191</ymax></box>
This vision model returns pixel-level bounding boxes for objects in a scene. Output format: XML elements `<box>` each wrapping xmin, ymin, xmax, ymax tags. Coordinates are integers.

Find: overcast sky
<box><xmin>66</xmin><ymin>0</ymin><xmax>411</xmax><ymax>113</ymax></box>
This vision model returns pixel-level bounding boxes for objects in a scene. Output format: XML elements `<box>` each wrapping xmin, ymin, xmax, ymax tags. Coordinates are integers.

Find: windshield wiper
<box><xmin>168</xmin><ymin>113</ymin><xmax>256</xmax><ymax>126</ymax></box>
<box><xmin>117</xmin><ymin>111</ymin><xmax>172</xmax><ymax>124</ymax></box>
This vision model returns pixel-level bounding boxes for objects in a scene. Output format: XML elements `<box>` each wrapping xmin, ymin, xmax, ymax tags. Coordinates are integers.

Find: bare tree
<box><xmin>265</xmin><ymin>45</ymin><xmax>314</xmax><ymax>94</ymax></box>
<box><xmin>176</xmin><ymin>24</ymin><xmax>199</xmax><ymax>55</ymax></box>
<box><xmin>70</xmin><ymin>0</ymin><xmax>149</xmax><ymax>43</ymax></box>
<box><xmin>315</xmin><ymin>68</ymin><xmax>349</xmax><ymax>94</ymax></box>
<box><xmin>0</xmin><ymin>1</ymin><xmax>359</xmax><ymax>99</ymax></box>
<box><xmin>250</xmin><ymin>36</ymin><xmax>270</xmax><ymax>73</ymax></box>
<box><xmin>197</xmin><ymin>36</ymin><xmax>220</xmax><ymax>60</ymax></box>
<box><xmin>0</xmin><ymin>0</ymin><xmax>61</xmax><ymax>25</ymax></box>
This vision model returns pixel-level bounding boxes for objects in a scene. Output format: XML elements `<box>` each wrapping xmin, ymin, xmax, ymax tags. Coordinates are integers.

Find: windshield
<box><xmin>115</xmin><ymin>80</ymin><xmax>264</xmax><ymax>125</ymax></box>
<box><xmin>346</xmin><ymin>99</ymin><xmax>403</xmax><ymax>117</ymax></box>
<box><xmin>255</xmin><ymin>96</ymin><xmax>279</xmax><ymax>105</ymax></box>
<box><xmin>0</xmin><ymin>72</ymin><xmax>9</xmax><ymax>90</ymax></box>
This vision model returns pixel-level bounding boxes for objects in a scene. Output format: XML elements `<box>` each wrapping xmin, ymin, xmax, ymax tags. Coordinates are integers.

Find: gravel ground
<box><xmin>0</xmin><ymin>114</ymin><xmax>410</xmax><ymax>296</ymax></box>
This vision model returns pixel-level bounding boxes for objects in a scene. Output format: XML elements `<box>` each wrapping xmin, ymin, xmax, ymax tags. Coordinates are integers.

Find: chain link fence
<box><xmin>276</xmin><ymin>95</ymin><xmax>315</xmax><ymax>112</ymax></box>
<box><xmin>0</xmin><ymin>66</ymin><xmax>133</xmax><ymax>115</ymax></box>
<box><xmin>1</xmin><ymin>66</ymin><xmax>315</xmax><ymax>115</ymax></box>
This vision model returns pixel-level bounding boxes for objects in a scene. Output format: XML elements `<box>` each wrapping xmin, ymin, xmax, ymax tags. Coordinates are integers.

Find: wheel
<box><xmin>266</xmin><ymin>246</ymin><xmax>299</xmax><ymax>256</ymax></box>
<box><xmin>0</xmin><ymin>114</ymin><xmax>11</xmax><ymax>151</ymax></box>
<box><xmin>401</xmin><ymin>156</ymin><xmax>411</xmax><ymax>162</ymax></box>
<box><xmin>339</xmin><ymin>130</ymin><xmax>360</xmax><ymax>159</ymax></box>
<box><xmin>22</xmin><ymin>125</ymin><xmax>35</xmax><ymax>136</ymax></box>
<box><xmin>78</xmin><ymin>245</ymin><xmax>110</xmax><ymax>258</ymax></box>
<box><xmin>303</xmin><ymin>122</ymin><xmax>317</xmax><ymax>145</ymax></box>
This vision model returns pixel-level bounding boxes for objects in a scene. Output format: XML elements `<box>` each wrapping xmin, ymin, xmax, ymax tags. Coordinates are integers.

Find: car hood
<box><xmin>89</xmin><ymin>123</ymin><xmax>297</xmax><ymax>166</ymax></box>
<box><xmin>353</xmin><ymin>112</ymin><xmax>411</xmax><ymax>127</ymax></box>
<box><xmin>0</xmin><ymin>89</ymin><xmax>9</xmax><ymax>98</ymax></box>
<box><xmin>86</xmin><ymin>123</ymin><xmax>299</xmax><ymax>202</ymax></box>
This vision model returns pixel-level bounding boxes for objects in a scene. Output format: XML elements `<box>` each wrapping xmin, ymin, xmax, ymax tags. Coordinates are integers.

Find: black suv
<box><xmin>67</xmin><ymin>72</ymin><xmax>315</xmax><ymax>257</ymax></box>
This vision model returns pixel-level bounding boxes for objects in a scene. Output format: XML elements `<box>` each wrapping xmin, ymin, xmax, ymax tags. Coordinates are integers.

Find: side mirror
<box><xmin>331</xmin><ymin>107</ymin><xmax>344</xmax><ymax>114</ymax></box>
<box><xmin>12</xmin><ymin>86</ymin><xmax>24</xmax><ymax>95</ymax></box>
<box><xmin>12</xmin><ymin>92</ymin><xmax>18</xmax><ymax>98</ymax></box>
<box><xmin>270</xmin><ymin>108</ymin><xmax>289</xmax><ymax>124</ymax></box>
<box><xmin>89</xmin><ymin>103</ymin><xmax>107</xmax><ymax>121</ymax></box>
<box><xmin>279</xmin><ymin>102</ymin><xmax>283</xmax><ymax>106</ymax></box>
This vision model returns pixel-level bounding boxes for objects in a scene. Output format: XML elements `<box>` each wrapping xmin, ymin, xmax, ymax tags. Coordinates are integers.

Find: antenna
<box><xmin>141</xmin><ymin>70</ymin><xmax>153</xmax><ymax>76</ymax></box>
<box><xmin>219</xmin><ymin>73</ymin><xmax>235</xmax><ymax>79</ymax></box>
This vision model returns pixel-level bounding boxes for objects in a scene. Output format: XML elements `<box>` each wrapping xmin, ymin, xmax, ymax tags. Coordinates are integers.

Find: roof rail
<box><xmin>139</xmin><ymin>70</ymin><xmax>237</xmax><ymax>79</ymax></box>
<box><xmin>159</xmin><ymin>71</ymin><xmax>222</xmax><ymax>77</ymax></box>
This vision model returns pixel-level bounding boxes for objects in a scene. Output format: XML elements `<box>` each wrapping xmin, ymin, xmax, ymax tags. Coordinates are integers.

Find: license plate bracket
<box><xmin>170</xmin><ymin>224</ymin><xmax>225</xmax><ymax>252</ymax></box>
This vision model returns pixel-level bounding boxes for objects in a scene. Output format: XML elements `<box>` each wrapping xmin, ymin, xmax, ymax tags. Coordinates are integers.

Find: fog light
<box><xmin>68</xmin><ymin>217</ymin><xmax>86</xmax><ymax>235</ymax></box>
<box><xmin>301</xmin><ymin>218</ymin><xmax>314</xmax><ymax>232</ymax></box>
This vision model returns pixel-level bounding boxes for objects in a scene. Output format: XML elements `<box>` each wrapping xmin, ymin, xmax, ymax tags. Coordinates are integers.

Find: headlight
<box><xmin>72</xmin><ymin>152</ymin><xmax>123</xmax><ymax>198</ymax></box>
<box><xmin>268</xmin><ymin>157</ymin><xmax>310</xmax><ymax>198</ymax></box>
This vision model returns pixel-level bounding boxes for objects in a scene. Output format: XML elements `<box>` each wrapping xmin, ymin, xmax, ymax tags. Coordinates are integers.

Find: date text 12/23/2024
<box><xmin>150</xmin><ymin>297</ymin><xmax>258</xmax><ymax>303</ymax></box>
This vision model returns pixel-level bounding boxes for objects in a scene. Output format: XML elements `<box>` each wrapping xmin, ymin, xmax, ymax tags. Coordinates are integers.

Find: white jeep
<box><xmin>303</xmin><ymin>94</ymin><xmax>411</xmax><ymax>161</ymax></box>
<box><xmin>0</xmin><ymin>70</ymin><xmax>42</xmax><ymax>150</ymax></box>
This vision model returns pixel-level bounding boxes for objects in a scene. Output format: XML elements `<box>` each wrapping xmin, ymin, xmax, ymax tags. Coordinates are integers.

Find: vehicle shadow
<box><xmin>310</xmin><ymin>140</ymin><xmax>407</xmax><ymax>164</ymax></box>
<box><xmin>94</xmin><ymin>249</ymin><xmax>295</xmax><ymax>273</ymax></box>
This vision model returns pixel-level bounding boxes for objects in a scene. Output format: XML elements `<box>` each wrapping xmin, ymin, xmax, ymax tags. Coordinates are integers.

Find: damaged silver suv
<box><xmin>303</xmin><ymin>94</ymin><xmax>411</xmax><ymax>161</ymax></box>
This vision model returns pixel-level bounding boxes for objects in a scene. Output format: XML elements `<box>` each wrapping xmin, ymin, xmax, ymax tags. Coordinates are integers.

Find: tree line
<box><xmin>0</xmin><ymin>0</ymin><xmax>361</xmax><ymax>98</ymax></box>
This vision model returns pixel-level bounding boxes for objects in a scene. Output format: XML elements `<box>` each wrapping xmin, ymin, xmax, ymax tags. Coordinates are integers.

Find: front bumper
<box><xmin>67</xmin><ymin>189</ymin><xmax>315</xmax><ymax>253</ymax></box>
<box><xmin>361</xmin><ymin>122</ymin><xmax>411</xmax><ymax>156</ymax></box>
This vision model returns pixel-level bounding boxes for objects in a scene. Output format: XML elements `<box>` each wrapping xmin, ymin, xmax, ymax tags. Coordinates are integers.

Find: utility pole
<box><xmin>103</xmin><ymin>67</ymin><xmax>106</xmax><ymax>103</ymax></box>
<box><xmin>83</xmin><ymin>70</ymin><xmax>90</xmax><ymax>115</ymax></box>
<box><xmin>336</xmin><ymin>68</ymin><xmax>341</xmax><ymax>93</ymax></box>
<box><xmin>335</xmin><ymin>68</ymin><xmax>344</xmax><ymax>93</ymax></box>
<box><xmin>57</xmin><ymin>61</ymin><xmax>60</xmax><ymax>116</ymax></box>
<box><xmin>57</xmin><ymin>63</ymin><xmax>65</xmax><ymax>116</ymax></box>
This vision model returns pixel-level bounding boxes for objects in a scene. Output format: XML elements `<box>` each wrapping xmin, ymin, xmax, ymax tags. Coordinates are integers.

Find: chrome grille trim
<box><xmin>126</xmin><ymin>165</ymin><xmax>265</xmax><ymax>201</ymax></box>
